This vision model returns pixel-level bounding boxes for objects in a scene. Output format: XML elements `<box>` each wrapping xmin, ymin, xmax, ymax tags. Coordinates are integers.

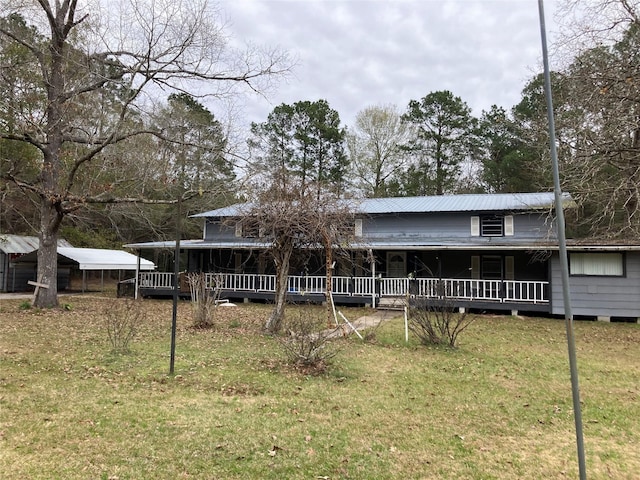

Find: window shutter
<box><xmin>471</xmin><ymin>216</ymin><xmax>480</xmax><ymax>236</ymax></box>
<box><xmin>355</xmin><ymin>218</ymin><xmax>363</xmax><ymax>237</ymax></box>
<box><xmin>235</xmin><ymin>222</ymin><xmax>242</xmax><ymax>237</ymax></box>
<box><xmin>504</xmin><ymin>215</ymin><xmax>514</xmax><ymax>236</ymax></box>
<box><xmin>505</xmin><ymin>256</ymin><xmax>515</xmax><ymax>280</ymax></box>
<box><xmin>471</xmin><ymin>256</ymin><xmax>480</xmax><ymax>279</ymax></box>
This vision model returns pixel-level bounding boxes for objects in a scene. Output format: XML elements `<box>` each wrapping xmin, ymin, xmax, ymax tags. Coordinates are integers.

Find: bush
<box><xmin>104</xmin><ymin>299</ymin><xmax>145</xmax><ymax>353</ymax></box>
<box><xmin>187</xmin><ymin>272</ymin><xmax>222</xmax><ymax>329</ymax></box>
<box><xmin>277</xmin><ymin>310</ymin><xmax>341</xmax><ymax>373</ymax></box>
<box><xmin>408</xmin><ymin>298</ymin><xmax>475</xmax><ymax>348</ymax></box>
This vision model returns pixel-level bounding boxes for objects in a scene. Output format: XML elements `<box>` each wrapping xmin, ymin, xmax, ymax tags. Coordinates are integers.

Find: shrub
<box><xmin>187</xmin><ymin>272</ymin><xmax>222</xmax><ymax>329</ymax></box>
<box><xmin>408</xmin><ymin>297</ymin><xmax>475</xmax><ymax>348</ymax></box>
<box><xmin>277</xmin><ymin>309</ymin><xmax>341</xmax><ymax>373</ymax></box>
<box><xmin>104</xmin><ymin>299</ymin><xmax>145</xmax><ymax>353</ymax></box>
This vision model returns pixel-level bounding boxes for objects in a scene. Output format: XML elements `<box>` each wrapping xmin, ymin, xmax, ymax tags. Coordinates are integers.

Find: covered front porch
<box><xmin>136</xmin><ymin>271</ymin><xmax>550</xmax><ymax>313</ymax></box>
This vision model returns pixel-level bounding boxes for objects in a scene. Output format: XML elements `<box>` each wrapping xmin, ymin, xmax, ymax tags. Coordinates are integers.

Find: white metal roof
<box><xmin>15</xmin><ymin>247</ymin><xmax>155</xmax><ymax>271</ymax></box>
<box><xmin>57</xmin><ymin>248</ymin><xmax>155</xmax><ymax>270</ymax></box>
<box><xmin>194</xmin><ymin>192</ymin><xmax>570</xmax><ymax>218</ymax></box>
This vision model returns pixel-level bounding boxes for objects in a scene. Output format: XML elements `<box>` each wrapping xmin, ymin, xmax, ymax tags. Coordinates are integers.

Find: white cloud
<box><xmin>216</xmin><ymin>0</ymin><xmax>559</xmax><ymax>129</ymax></box>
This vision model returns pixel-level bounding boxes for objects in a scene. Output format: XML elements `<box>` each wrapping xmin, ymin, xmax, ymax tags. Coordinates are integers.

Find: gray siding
<box><xmin>363</xmin><ymin>212</ymin><xmax>555</xmax><ymax>241</ymax></box>
<box><xmin>204</xmin><ymin>219</ymin><xmax>237</xmax><ymax>241</ymax></box>
<box><xmin>550</xmin><ymin>252</ymin><xmax>640</xmax><ymax>318</ymax></box>
<box><xmin>205</xmin><ymin>210</ymin><xmax>557</xmax><ymax>243</ymax></box>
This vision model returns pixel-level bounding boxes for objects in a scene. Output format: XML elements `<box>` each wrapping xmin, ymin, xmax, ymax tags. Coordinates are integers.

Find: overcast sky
<box><xmin>218</xmin><ymin>0</ymin><xmax>560</xmax><ymax>130</ymax></box>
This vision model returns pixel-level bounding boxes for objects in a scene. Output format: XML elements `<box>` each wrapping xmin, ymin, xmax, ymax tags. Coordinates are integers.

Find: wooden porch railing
<box><xmin>138</xmin><ymin>272</ymin><xmax>549</xmax><ymax>304</ymax></box>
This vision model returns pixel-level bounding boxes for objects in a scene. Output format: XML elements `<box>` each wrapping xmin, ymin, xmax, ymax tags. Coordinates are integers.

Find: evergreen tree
<box><xmin>400</xmin><ymin>91</ymin><xmax>478</xmax><ymax>196</ymax></box>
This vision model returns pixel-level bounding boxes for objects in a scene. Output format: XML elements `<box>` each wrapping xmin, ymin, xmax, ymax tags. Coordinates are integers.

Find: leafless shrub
<box><xmin>104</xmin><ymin>299</ymin><xmax>146</xmax><ymax>353</ymax></box>
<box><xmin>408</xmin><ymin>297</ymin><xmax>475</xmax><ymax>348</ymax></box>
<box><xmin>187</xmin><ymin>272</ymin><xmax>222</xmax><ymax>329</ymax></box>
<box><xmin>277</xmin><ymin>309</ymin><xmax>341</xmax><ymax>373</ymax></box>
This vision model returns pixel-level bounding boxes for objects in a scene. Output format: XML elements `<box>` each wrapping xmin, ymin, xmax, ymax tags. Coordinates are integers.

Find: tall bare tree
<box><xmin>346</xmin><ymin>104</ymin><xmax>411</xmax><ymax>198</ymax></box>
<box><xmin>247</xmin><ymin>100</ymin><xmax>354</xmax><ymax>331</ymax></box>
<box><xmin>238</xmin><ymin>182</ymin><xmax>356</xmax><ymax>333</ymax></box>
<box><xmin>548</xmin><ymin>1</ymin><xmax>640</xmax><ymax>238</ymax></box>
<box><xmin>0</xmin><ymin>0</ymin><xmax>288</xmax><ymax>307</ymax></box>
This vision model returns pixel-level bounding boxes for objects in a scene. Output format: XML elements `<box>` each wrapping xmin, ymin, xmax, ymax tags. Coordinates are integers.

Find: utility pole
<box><xmin>537</xmin><ymin>2</ymin><xmax>587</xmax><ymax>479</ymax></box>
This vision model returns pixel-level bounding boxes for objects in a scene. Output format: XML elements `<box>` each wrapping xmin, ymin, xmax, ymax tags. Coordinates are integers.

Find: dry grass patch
<box><xmin>0</xmin><ymin>297</ymin><xmax>639</xmax><ymax>479</ymax></box>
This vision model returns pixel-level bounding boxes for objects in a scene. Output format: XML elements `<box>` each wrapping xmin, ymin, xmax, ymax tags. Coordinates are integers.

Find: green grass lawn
<box><xmin>1</xmin><ymin>297</ymin><xmax>638</xmax><ymax>479</ymax></box>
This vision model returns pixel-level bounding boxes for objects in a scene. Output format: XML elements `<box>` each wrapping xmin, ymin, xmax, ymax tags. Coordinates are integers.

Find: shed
<box><xmin>0</xmin><ymin>234</ymin><xmax>73</xmax><ymax>292</ymax></box>
<box><xmin>12</xmin><ymin>247</ymin><xmax>155</xmax><ymax>292</ymax></box>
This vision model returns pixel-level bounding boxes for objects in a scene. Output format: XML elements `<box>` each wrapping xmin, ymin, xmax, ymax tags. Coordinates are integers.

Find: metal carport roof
<box><xmin>0</xmin><ymin>234</ymin><xmax>72</xmax><ymax>254</ymax></box>
<box><xmin>15</xmin><ymin>247</ymin><xmax>155</xmax><ymax>270</ymax></box>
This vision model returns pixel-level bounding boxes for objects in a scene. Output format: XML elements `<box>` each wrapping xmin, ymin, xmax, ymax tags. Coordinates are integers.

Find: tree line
<box><xmin>1</xmin><ymin>0</ymin><xmax>640</xmax><ymax>307</ymax></box>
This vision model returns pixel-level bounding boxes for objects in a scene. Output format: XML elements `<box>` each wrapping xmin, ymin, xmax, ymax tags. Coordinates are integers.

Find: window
<box><xmin>481</xmin><ymin>216</ymin><xmax>503</xmax><ymax>236</ymax></box>
<box><xmin>471</xmin><ymin>215</ymin><xmax>514</xmax><ymax>237</ymax></box>
<box><xmin>569</xmin><ymin>252</ymin><xmax>624</xmax><ymax>276</ymax></box>
<box><xmin>481</xmin><ymin>256</ymin><xmax>503</xmax><ymax>279</ymax></box>
<box><xmin>234</xmin><ymin>221</ymin><xmax>261</xmax><ymax>238</ymax></box>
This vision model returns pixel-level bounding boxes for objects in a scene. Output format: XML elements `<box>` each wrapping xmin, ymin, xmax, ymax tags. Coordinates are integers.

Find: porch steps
<box><xmin>377</xmin><ymin>296</ymin><xmax>407</xmax><ymax>311</ymax></box>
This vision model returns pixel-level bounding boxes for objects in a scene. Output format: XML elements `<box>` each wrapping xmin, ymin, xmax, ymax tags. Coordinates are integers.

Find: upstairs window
<box><xmin>234</xmin><ymin>221</ymin><xmax>262</xmax><ymax>238</ymax></box>
<box><xmin>471</xmin><ymin>215</ymin><xmax>514</xmax><ymax>237</ymax></box>
<box><xmin>481</xmin><ymin>216</ymin><xmax>504</xmax><ymax>236</ymax></box>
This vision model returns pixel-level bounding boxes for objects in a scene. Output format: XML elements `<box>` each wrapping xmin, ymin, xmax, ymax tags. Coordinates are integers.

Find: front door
<box><xmin>387</xmin><ymin>252</ymin><xmax>406</xmax><ymax>277</ymax></box>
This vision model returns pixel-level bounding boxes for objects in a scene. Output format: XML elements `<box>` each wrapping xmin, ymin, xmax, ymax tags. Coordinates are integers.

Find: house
<box><xmin>126</xmin><ymin>192</ymin><xmax>640</xmax><ymax>322</ymax></box>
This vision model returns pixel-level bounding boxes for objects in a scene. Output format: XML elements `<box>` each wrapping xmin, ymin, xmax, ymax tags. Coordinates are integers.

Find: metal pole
<box><xmin>537</xmin><ymin>2</ymin><xmax>587</xmax><ymax>479</ymax></box>
<box><xmin>170</xmin><ymin>198</ymin><xmax>181</xmax><ymax>375</ymax></box>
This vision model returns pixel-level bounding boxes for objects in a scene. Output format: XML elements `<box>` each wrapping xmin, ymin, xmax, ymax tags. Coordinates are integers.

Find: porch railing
<box><xmin>138</xmin><ymin>272</ymin><xmax>549</xmax><ymax>304</ymax></box>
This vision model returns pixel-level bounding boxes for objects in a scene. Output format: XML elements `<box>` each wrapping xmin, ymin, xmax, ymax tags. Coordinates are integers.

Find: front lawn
<box><xmin>0</xmin><ymin>297</ymin><xmax>638</xmax><ymax>479</ymax></box>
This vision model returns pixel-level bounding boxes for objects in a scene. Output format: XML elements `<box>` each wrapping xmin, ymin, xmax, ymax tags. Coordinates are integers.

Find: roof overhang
<box><xmin>124</xmin><ymin>239</ymin><xmax>640</xmax><ymax>252</ymax></box>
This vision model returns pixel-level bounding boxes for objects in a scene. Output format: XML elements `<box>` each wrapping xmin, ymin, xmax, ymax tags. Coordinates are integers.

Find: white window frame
<box><xmin>569</xmin><ymin>252</ymin><xmax>624</xmax><ymax>277</ymax></box>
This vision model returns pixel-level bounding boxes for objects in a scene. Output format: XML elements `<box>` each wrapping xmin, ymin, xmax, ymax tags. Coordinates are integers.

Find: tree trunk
<box><xmin>265</xmin><ymin>243</ymin><xmax>293</xmax><ymax>333</ymax></box>
<box><xmin>34</xmin><ymin>200</ymin><xmax>60</xmax><ymax>308</ymax></box>
<box><xmin>33</xmin><ymin>8</ymin><xmax>66</xmax><ymax>308</ymax></box>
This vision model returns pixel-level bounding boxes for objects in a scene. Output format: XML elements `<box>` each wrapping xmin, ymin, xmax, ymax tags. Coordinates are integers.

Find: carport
<box><xmin>15</xmin><ymin>247</ymin><xmax>155</xmax><ymax>292</ymax></box>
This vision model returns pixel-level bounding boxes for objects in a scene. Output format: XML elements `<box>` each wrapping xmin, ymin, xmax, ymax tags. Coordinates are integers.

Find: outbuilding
<box><xmin>0</xmin><ymin>234</ymin><xmax>73</xmax><ymax>292</ymax></box>
<box><xmin>7</xmin><ymin>243</ymin><xmax>155</xmax><ymax>292</ymax></box>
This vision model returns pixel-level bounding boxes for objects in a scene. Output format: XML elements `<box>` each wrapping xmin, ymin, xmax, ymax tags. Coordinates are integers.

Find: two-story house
<box><xmin>127</xmin><ymin>192</ymin><xmax>640</xmax><ymax>321</ymax></box>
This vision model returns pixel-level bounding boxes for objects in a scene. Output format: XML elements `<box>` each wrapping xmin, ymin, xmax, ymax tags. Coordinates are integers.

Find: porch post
<box><xmin>370</xmin><ymin>249</ymin><xmax>376</xmax><ymax>309</ymax></box>
<box><xmin>135</xmin><ymin>253</ymin><xmax>141</xmax><ymax>300</ymax></box>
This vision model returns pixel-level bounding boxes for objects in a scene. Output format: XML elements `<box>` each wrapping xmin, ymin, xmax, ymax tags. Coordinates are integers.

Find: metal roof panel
<box><xmin>193</xmin><ymin>192</ymin><xmax>570</xmax><ymax>218</ymax></box>
<box><xmin>0</xmin><ymin>234</ymin><xmax>72</xmax><ymax>254</ymax></box>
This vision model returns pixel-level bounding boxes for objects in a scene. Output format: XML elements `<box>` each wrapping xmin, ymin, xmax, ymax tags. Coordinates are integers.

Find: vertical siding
<box><xmin>550</xmin><ymin>252</ymin><xmax>640</xmax><ymax>318</ymax></box>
